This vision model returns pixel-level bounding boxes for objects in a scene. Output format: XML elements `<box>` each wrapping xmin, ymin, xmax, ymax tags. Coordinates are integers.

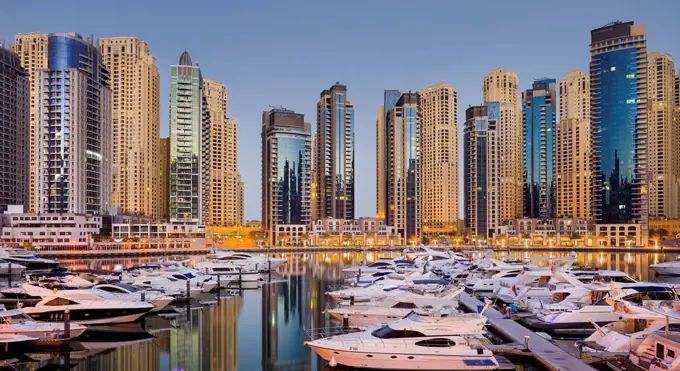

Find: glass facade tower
<box><xmin>590</xmin><ymin>22</ymin><xmax>648</xmax><ymax>227</ymax></box>
<box><xmin>261</xmin><ymin>108</ymin><xmax>312</xmax><ymax>244</ymax></box>
<box><xmin>522</xmin><ymin>78</ymin><xmax>556</xmax><ymax>219</ymax></box>
<box><xmin>314</xmin><ymin>83</ymin><xmax>354</xmax><ymax>220</ymax></box>
<box><xmin>35</xmin><ymin>33</ymin><xmax>112</xmax><ymax>214</ymax></box>
<box><xmin>169</xmin><ymin>51</ymin><xmax>210</xmax><ymax>224</ymax></box>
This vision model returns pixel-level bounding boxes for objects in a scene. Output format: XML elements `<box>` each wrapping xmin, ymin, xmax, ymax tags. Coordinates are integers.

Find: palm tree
<box><xmin>277</xmin><ymin>234</ymin><xmax>287</xmax><ymax>247</ymax></box>
<box><xmin>301</xmin><ymin>233</ymin><xmax>311</xmax><ymax>247</ymax></box>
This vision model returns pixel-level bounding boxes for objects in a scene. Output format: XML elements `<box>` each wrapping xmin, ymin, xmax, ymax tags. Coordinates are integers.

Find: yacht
<box><xmin>195</xmin><ymin>260</ymin><xmax>260</xmax><ymax>283</ymax></box>
<box><xmin>305</xmin><ymin>311</ymin><xmax>498</xmax><ymax>370</ymax></box>
<box><xmin>464</xmin><ymin>266</ymin><xmax>527</xmax><ymax>295</ymax></box>
<box><xmin>122</xmin><ymin>276</ymin><xmax>203</xmax><ymax>298</ymax></box>
<box><xmin>0</xmin><ymin>247</ymin><xmax>60</xmax><ymax>271</ymax></box>
<box><xmin>0</xmin><ymin>307</ymin><xmax>87</xmax><ymax>339</ymax></box>
<box><xmin>122</xmin><ymin>267</ymin><xmax>218</xmax><ymax>293</ymax></box>
<box><xmin>494</xmin><ymin>264</ymin><xmax>584</xmax><ymax>306</ymax></box>
<box><xmin>520</xmin><ymin>283</ymin><xmax>677</xmax><ymax>337</ymax></box>
<box><xmin>204</xmin><ymin>250</ymin><xmax>285</xmax><ymax>271</ymax></box>
<box><xmin>21</xmin><ymin>284</ymin><xmax>155</xmax><ymax>324</ymax></box>
<box><xmin>650</xmin><ymin>257</ymin><xmax>680</xmax><ymax>276</ymax></box>
<box><xmin>327</xmin><ymin>287</ymin><xmax>465</xmax><ymax>327</ymax></box>
<box><xmin>342</xmin><ymin>258</ymin><xmax>419</xmax><ymax>277</ymax></box>
<box><xmin>0</xmin><ymin>259</ymin><xmax>25</xmax><ymax>275</ymax></box>
<box><xmin>93</xmin><ymin>284</ymin><xmax>174</xmax><ymax>312</ymax></box>
<box><xmin>629</xmin><ymin>333</ymin><xmax>680</xmax><ymax>371</ymax></box>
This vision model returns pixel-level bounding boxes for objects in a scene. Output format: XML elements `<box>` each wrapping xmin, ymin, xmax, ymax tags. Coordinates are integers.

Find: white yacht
<box><xmin>205</xmin><ymin>250</ymin><xmax>285</xmax><ymax>271</ymax></box>
<box><xmin>342</xmin><ymin>258</ymin><xmax>419</xmax><ymax>277</ymax></box>
<box><xmin>629</xmin><ymin>333</ymin><xmax>680</xmax><ymax>371</ymax></box>
<box><xmin>122</xmin><ymin>268</ymin><xmax>218</xmax><ymax>293</ymax></box>
<box><xmin>195</xmin><ymin>260</ymin><xmax>260</xmax><ymax>283</ymax></box>
<box><xmin>93</xmin><ymin>284</ymin><xmax>174</xmax><ymax>312</ymax></box>
<box><xmin>327</xmin><ymin>287</ymin><xmax>465</xmax><ymax>327</ymax></box>
<box><xmin>520</xmin><ymin>283</ymin><xmax>677</xmax><ymax>337</ymax></box>
<box><xmin>650</xmin><ymin>257</ymin><xmax>680</xmax><ymax>276</ymax></box>
<box><xmin>0</xmin><ymin>259</ymin><xmax>25</xmax><ymax>275</ymax></box>
<box><xmin>464</xmin><ymin>266</ymin><xmax>526</xmax><ymax>294</ymax></box>
<box><xmin>327</xmin><ymin>277</ymin><xmax>449</xmax><ymax>303</ymax></box>
<box><xmin>21</xmin><ymin>284</ymin><xmax>155</xmax><ymax>324</ymax></box>
<box><xmin>0</xmin><ymin>307</ymin><xmax>87</xmax><ymax>339</ymax></box>
<box><xmin>306</xmin><ymin>311</ymin><xmax>498</xmax><ymax>370</ymax></box>
<box><xmin>403</xmin><ymin>246</ymin><xmax>468</xmax><ymax>269</ymax></box>
<box><xmin>122</xmin><ymin>276</ymin><xmax>203</xmax><ymax>298</ymax></box>
<box><xmin>494</xmin><ymin>264</ymin><xmax>585</xmax><ymax>306</ymax></box>
<box><xmin>0</xmin><ymin>247</ymin><xmax>60</xmax><ymax>271</ymax></box>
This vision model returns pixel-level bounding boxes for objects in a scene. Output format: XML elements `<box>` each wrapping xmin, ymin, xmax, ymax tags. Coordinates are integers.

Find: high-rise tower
<box><xmin>12</xmin><ymin>33</ymin><xmax>48</xmax><ymax>212</ymax></box>
<box><xmin>556</xmin><ymin>70</ymin><xmax>591</xmax><ymax>220</ymax></box>
<box><xmin>169</xmin><ymin>51</ymin><xmax>210</xmax><ymax>224</ymax></box>
<box><xmin>261</xmin><ymin>108</ymin><xmax>312</xmax><ymax>245</ymax></box>
<box><xmin>522</xmin><ymin>78</ymin><xmax>557</xmax><ymax>219</ymax></box>
<box><xmin>419</xmin><ymin>84</ymin><xmax>458</xmax><ymax>231</ymax></box>
<box><xmin>377</xmin><ymin>91</ymin><xmax>422</xmax><ymax>242</ymax></box>
<box><xmin>590</xmin><ymin>22</ymin><xmax>648</xmax><ymax>230</ymax></box>
<box><xmin>314</xmin><ymin>82</ymin><xmax>354</xmax><ymax>220</ymax></box>
<box><xmin>100</xmin><ymin>37</ymin><xmax>161</xmax><ymax>219</ymax></box>
<box><xmin>0</xmin><ymin>45</ymin><xmax>30</xmax><ymax>212</ymax></box>
<box><xmin>34</xmin><ymin>33</ymin><xmax>112</xmax><ymax>214</ymax></box>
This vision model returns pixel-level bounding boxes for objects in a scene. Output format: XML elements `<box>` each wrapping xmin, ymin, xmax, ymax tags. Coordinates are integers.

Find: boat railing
<box><xmin>304</xmin><ymin>326</ymin><xmax>362</xmax><ymax>341</ymax></box>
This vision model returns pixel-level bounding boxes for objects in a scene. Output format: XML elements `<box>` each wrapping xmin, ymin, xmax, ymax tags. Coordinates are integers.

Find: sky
<box><xmin>2</xmin><ymin>0</ymin><xmax>679</xmax><ymax>221</ymax></box>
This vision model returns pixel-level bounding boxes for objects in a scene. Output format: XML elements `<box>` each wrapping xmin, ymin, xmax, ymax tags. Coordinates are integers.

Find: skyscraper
<box><xmin>169</xmin><ymin>51</ymin><xmax>210</xmax><ymax>225</ymax></box>
<box><xmin>464</xmin><ymin>103</ymin><xmax>501</xmax><ymax>240</ymax></box>
<box><xmin>590</xmin><ymin>22</ymin><xmax>648</xmax><ymax>229</ymax></box>
<box><xmin>12</xmin><ymin>32</ymin><xmax>48</xmax><ymax>212</ymax></box>
<box><xmin>376</xmin><ymin>90</ymin><xmax>403</xmax><ymax>220</ymax></box>
<box><xmin>159</xmin><ymin>137</ymin><xmax>170</xmax><ymax>221</ymax></box>
<box><xmin>100</xmin><ymin>37</ymin><xmax>161</xmax><ymax>219</ymax></box>
<box><xmin>0</xmin><ymin>44</ymin><xmax>30</xmax><ymax>212</ymax></box>
<box><xmin>377</xmin><ymin>91</ymin><xmax>422</xmax><ymax>242</ymax></box>
<box><xmin>419</xmin><ymin>83</ymin><xmax>458</xmax><ymax>230</ymax></box>
<box><xmin>261</xmin><ymin>108</ymin><xmax>311</xmax><ymax>244</ymax></box>
<box><xmin>647</xmin><ymin>53</ymin><xmax>679</xmax><ymax>219</ymax></box>
<box><xmin>483</xmin><ymin>69</ymin><xmax>522</xmax><ymax>223</ymax></box>
<box><xmin>204</xmin><ymin>79</ymin><xmax>242</xmax><ymax>226</ymax></box>
<box><xmin>556</xmin><ymin>70</ymin><xmax>591</xmax><ymax>220</ymax></box>
<box><xmin>314</xmin><ymin>82</ymin><xmax>355</xmax><ymax>220</ymax></box>
<box><xmin>522</xmin><ymin>78</ymin><xmax>557</xmax><ymax>219</ymax></box>
<box><xmin>34</xmin><ymin>33</ymin><xmax>112</xmax><ymax>214</ymax></box>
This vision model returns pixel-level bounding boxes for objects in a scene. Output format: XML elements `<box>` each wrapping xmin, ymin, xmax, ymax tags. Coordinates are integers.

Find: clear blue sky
<box><xmin>2</xmin><ymin>1</ymin><xmax>679</xmax><ymax>221</ymax></box>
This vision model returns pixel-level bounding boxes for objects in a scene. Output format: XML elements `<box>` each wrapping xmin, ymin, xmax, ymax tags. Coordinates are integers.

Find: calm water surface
<box><xmin>4</xmin><ymin>250</ymin><xmax>679</xmax><ymax>371</ymax></box>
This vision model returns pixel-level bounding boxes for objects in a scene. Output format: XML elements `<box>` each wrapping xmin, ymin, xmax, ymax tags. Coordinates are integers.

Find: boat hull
<box><xmin>24</xmin><ymin>307</ymin><xmax>150</xmax><ymax>325</ymax></box>
<box><xmin>308</xmin><ymin>344</ymin><xmax>497</xmax><ymax>370</ymax></box>
<box><xmin>519</xmin><ymin>316</ymin><xmax>613</xmax><ymax>338</ymax></box>
<box><xmin>650</xmin><ymin>265</ymin><xmax>680</xmax><ymax>276</ymax></box>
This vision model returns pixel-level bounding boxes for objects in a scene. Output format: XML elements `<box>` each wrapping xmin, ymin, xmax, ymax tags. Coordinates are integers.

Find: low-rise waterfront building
<box><xmin>310</xmin><ymin>217</ymin><xmax>399</xmax><ymax>246</ymax></box>
<box><xmin>594</xmin><ymin>224</ymin><xmax>643</xmax><ymax>247</ymax></box>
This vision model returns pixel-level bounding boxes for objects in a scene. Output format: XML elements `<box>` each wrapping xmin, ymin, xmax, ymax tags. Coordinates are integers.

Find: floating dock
<box><xmin>459</xmin><ymin>292</ymin><xmax>598</xmax><ymax>371</ymax></box>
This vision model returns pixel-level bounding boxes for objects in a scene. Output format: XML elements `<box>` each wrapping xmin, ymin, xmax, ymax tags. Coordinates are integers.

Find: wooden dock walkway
<box><xmin>460</xmin><ymin>292</ymin><xmax>597</xmax><ymax>371</ymax></box>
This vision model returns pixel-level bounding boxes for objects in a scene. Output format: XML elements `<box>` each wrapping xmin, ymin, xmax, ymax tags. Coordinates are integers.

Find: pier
<box><xmin>459</xmin><ymin>292</ymin><xmax>597</xmax><ymax>371</ymax></box>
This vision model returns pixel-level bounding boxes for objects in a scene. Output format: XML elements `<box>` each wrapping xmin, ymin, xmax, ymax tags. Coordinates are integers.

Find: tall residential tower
<box><xmin>522</xmin><ymin>78</ymin><xmax>557</xmax><ymax>219</ymax></box>
<box><xmin>0</xmin><ymin>45</ymin><xmax>30</xmax><ymax>212</ymax></box>
<box><xmin>261</xmin><ymin>108</ymin><xmax>312</xmax><ymax>244</ymax></box>
<box><xmin>590</xmin><ymin>22</ymin><xmax>648</xmax><ymax>230</ymax></box>
<box><xmin>34</xmin><ymin>33</ymin><xmax>112</xmax><ymax>214</ymax></box>
<box><xmin>12</xmin><ymin>33</ymin><xmax>48</xmax><ymax>212</ymax></box>
<box><xmin>377</xmin><ymin>91</ymin><xmax>422</xmax><ymax>242</ymax></box>
<box><xmin>100</xmin><ymin>37</ymin><xmax>161</xmax><ymax>219</ymax></box>
<box><xmin>556</xmin><ymin>70</ymin><xmax>591</xmax><ymax>220</ymax></box>
<box><xmin>169</xmin><ymin>52</ymin><xmax>210</xmax><ymax>224</ymax></box>
<box><xmin>419</xmin><ymin>84</ymin><xmax>458</xmax><ymax>231</ymax></box>
<box><xmin>314</xmin><ymin>83</ymin><xmax>355</xmax><ymax>220</ymax></box>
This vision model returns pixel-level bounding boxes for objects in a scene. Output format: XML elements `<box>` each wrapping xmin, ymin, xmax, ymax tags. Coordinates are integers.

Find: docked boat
<box><xmin>0</xmin><ymin>259</ymin><xmax>25</xmax><ymax>275</ymax></box>
<box><xmin>122</xmin><ymin>276</ymin><xmax>203</xmax><ymax>298</ymax></box>
<box><xmin>0</xmin><ymin>307</ymin><xmax>87</xmax><ymax>340</ymax></box>
<box><xmin>305</xmin><ymin>310</ymin><xmax>498</xmax><ymax>370</ymax></box>
<box><xmin>195</xmin><ymin>260</ymin><xmax>260</xmax><ymax>283</ymax></box>
<box><xmin>342</xmin><ymin>258</ymin><xmax>419</xmax><ymax>277</ymax></box>
<box><xmin>20</xmin><ymin>284</ymin><xmax>155</xmax><ymax>324</ymax></box>
<box><xmin>0</xmin><ymin>247</ymin><xmax>60</xmax><ymax>271</ymax></box>
<box><xmin>629</xmin><ymin>333</ymin><xmax>680</xmax><ymax>370</ymax></box>
<box><xmin>650</xmin><ymin>257</ymin><xmax>680</xmax><ymax>276</ymax></box>
<box><xmin>204</xmin><ymin>250</ymin><xmax>285</xmax><ymax>271</ymax></box>
<box><xmin>93</xmin><ymin>284</ymin><xmax>174</xmax><ymax>312</ymax></box>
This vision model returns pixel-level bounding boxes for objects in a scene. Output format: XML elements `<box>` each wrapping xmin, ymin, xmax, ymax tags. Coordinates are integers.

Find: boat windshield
<box><xmin>368</xmin><ymin>262</ymin><xmax>392</xmax><ymax>268</ymax></box>
<box><xmin>1</xmin><ymin>312</ymin><xmax>32</xmax><ymax>324</ymax></box>
<box><xmin>371</xmin><ymin>325</ymin><xmax>426</xmax><ymax>339</ymax></box>
<box><xmin>116</xmin><ymin>284</ymin><xmax>138</xmax><ymax>293</ymax></box>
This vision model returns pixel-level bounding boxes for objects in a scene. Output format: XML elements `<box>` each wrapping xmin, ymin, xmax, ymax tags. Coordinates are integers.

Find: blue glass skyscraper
<box><xmin>522</xmin><ymin>78</ymin><xmax>556</xmax><ymax>219</ymax></box>
<box><xmin>35</xmin><ymin>33</ymin><xmax>112</xmax><ymax>214</ymax></box>
<box><xmin>590</xmin><ymin>22</ymin><xmax>648</xmax><ymax>226</ymax></box>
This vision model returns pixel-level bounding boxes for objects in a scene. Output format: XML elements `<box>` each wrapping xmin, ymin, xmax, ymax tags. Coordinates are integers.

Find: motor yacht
<box><xmin>122</xmin><ymin>267</ymin><xmax>218</xmax><ymax>293</ymax></box>
<box><xmin>650</xmin><ymin>257</ymin><xmax>680</xmax><ymax>276</ymax></box>
<box><xmin>520</xmin><ymin>283</ymin><xmax>677</xmax><ymax>338</ymax></box>
<box><xmin>0</xmin><ymin>307</ymin><xmax>87</xmax><ymax>339</ymax></box>
<box><xmin>629</xmin><ymin>333</ymin><xmax>680</xmax><ymax>371</ymax></box>
<box><xmin>122</xmin><ymin>276</ymin><xmax>203</xmax><ymax>298</ymax></box>
<box><xmin>21</xmin><ymin>284</ymin><xmax>154</xmax><ymax>324</ymax></box>
<box><xmin>327</xmin><ymin>287</ymin><xmax>465</xmax><ymax>326</ymax></box>
<box><xmin>305</xmin><ymin>310</ymin><xmax>498</xmax><ymax>370</ymax></box>
<box><xmin>494</xmin><ymin>264</ymin><xmax>584</xmax><ymax>306</ymax></box>
<box><xmin>195</xmin><ymin>260</ymin><xmax>260</xmax><ymax>283</ymax></box>
<box><xmin>464</xmin><ymin>266</ymin><xmax>527</xmax><ymax>295</ymax></box>
<box><xmin>342</xmin><ymin>258</ymin><xmax>419</xmax><ymax>278</ymax></box>
<box><xmin>0</xmin><ymin>247</ymin><xmax>60</xmax><ymax>271</ymax></box>
<box><xmin>204</xmin><ymin>250</ymin><xmax>286</xmax><ymax>271</ymax></box>
<box><xmin>93</xmin><ymin>284</ymin><xmax>174</xmax><ymax>312</ymax></box>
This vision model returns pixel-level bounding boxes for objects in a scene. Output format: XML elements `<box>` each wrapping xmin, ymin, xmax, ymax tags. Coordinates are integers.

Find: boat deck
<box><xmin>460</xmin><ymin>292</ymin><xmax>598</xmax><ymax>371</ymax></box>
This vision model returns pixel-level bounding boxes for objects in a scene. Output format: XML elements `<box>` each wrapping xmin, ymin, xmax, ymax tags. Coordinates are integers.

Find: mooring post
<box><xmin>64</xmin><ymin>309</ymin><xmax>70</xmax><ymax>338</ymax></box>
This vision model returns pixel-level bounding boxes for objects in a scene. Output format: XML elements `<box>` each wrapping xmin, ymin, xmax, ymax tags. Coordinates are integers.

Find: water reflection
<box><xmin>7</xmin><ymin>250</ymin><xmax>679</xmax><ymax>370</ymax></box>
